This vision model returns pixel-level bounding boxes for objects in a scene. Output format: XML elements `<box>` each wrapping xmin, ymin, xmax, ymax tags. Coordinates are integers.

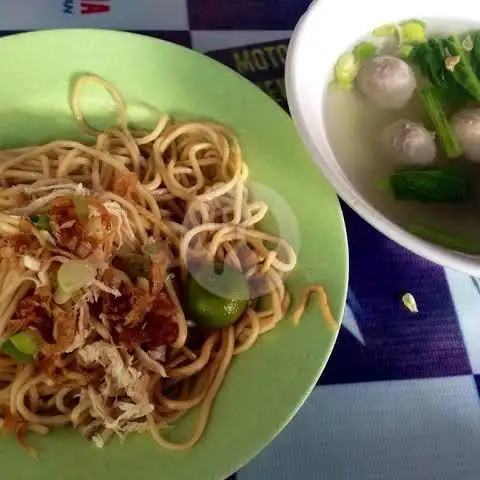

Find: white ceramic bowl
<box><xmin>286</xmin><ymin>0</ymin><xmax>480</xmax><ymax>276</ymax></box>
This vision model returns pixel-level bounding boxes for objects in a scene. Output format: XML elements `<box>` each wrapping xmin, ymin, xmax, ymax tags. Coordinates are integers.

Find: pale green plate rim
<box><xmin>0</xmin><ymin>29</ymin><xmax>348</xmax><ymax>480</ymax></box>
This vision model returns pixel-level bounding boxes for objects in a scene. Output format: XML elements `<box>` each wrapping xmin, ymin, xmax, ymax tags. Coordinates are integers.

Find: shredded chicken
<box><xmin>50</xmin><ymin>196</ymin><xmax>113</xmax><ymax>259</ymax></box>
<box><xmin>78</xmin><ymin>341</ymin><xmax>147</xmax><ymax>401</ymax></box>
<box><xmin>135</xmin><ymin>347</ymin><xmax>167</xmax><ymax>377</ymax></box>
<box><xmin>91</xmin><ymin>280</ymin><xmax>121</xmax><ymax>298</ymax></box>
<box><xmin>103</xmin><ymin>201</ymin><xmax>136</xmax><ymax>245</ymax></box>
<box><xmin>104</xmin><ymin>401</ymin><xmax>154</xmax><ymax>431</ymax></box>
<box><xmin>76</xmin><ymin>340</ymin><xmax>156</xmax><ymax>442</ymax></box>
<box><xmin>0</xmin><ymin>192</ymin><xmax>182</xmax><ymax>450</ymax></box>
<box><xmin>148</xmin><ymin>345</ymin><xmax>166</xmax><ymax>362</ymax></box>
<box><xmin>66</xmin><ymin>302</ymin><xmax>93</xmax><ymax>353</ymax></box>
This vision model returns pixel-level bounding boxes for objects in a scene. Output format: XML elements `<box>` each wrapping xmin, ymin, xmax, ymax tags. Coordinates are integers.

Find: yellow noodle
<box><xmin>0</xmin><ymin>74</ymin><xmax>333</xmax><ymax>455</ymax></box>
<box><xmin>292</xmin><ymin>285</ymin><xmax>338</xmax><ymax>331</ymax></box>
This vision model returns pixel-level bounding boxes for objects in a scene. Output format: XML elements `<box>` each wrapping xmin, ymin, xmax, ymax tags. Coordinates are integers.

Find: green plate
<box><xmin>0</xmin><ymin>30</ymin><xmax>348</xmax><ymax>480</ymax></box>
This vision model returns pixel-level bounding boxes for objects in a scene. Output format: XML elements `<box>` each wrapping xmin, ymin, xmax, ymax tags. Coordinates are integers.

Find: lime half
<box><xmin>186</xmin><ymin>263</ymin><xmax>250</xmax><ymax>328</ymax></box>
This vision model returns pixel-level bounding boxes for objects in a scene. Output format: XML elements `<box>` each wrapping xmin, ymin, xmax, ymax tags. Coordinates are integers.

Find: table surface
<box><xmin>2</xmin><ymin>2</ymin><xmax>480</xmax><ymax>480</ymax></box>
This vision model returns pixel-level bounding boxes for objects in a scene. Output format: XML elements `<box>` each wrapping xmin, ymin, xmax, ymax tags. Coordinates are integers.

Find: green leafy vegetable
<box><xmin>469</xmin><ymin>35</ymin><xmax>480</xmax><ymax>77</ymax></box>
<box><xmin>408</xmin><ymin>222</ymin><xmax>480</xmax><ymax>254</ymax></box>
<box><xmin>410</xmin><ymin>38</ymin><xmax>451</xmax><ymax>88</ymax></box>
<box><xmin>410</xmin><ymin>38</ymin><xmax>465</xmax><ymax>109</ymax></box>
<box><xmin>461</xmin><ymin>35</ymin><xmax>474</xmax><ymax>52</ymax></box>
<box><xmin>444</xmin><ymin>35</ymin><xmax>480</xmax><ymax>100</ymax></box>
<box><xmin>420</xmin><ymin>87</ymin><xmax>462</xmax><ymax>158</ymax></box>
<box><xmin>353</xmin><ymin>42</ymin><xmax>377</xmax><ymax>61</ymax></box>
<box><xmin>30</xmin><ymin>214</ymin><xmax>51</xmax><ymax>231</ymax></box>
<box><xmin>410</xmin><ymin>35</ymin><xmax>480</xmax><ymax>108</ymax></box>
<box><xmin>389</xmin><ymin>166</ymin><xmax>472</xmax><ymax>203</ymax></box>
<box><xmin>73</xmin><ymin>195</ymin><xmax>89</xmax><ymax>221</ymax></box>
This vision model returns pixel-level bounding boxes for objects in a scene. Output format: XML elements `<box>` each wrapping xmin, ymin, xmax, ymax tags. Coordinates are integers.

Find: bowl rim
<box><xmin>285</xmin><ymin>0</ymin><xmax>480</xmax><ymax>277</ymax></box>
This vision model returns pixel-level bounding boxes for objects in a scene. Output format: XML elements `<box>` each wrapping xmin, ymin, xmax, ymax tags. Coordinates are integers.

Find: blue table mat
<box><xmin>2</xmin><ymin>2</ymin><xmax>480</xmax><ymax>479</ymax></box>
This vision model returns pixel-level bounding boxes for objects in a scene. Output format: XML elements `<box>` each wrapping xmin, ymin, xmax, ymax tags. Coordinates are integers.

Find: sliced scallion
<box><xmin>73</xmin><ymin>195</ymin><xmax>89</xmax><ymax>221</ymax></box>
<box><xmin>400</xmin><ymin>20</ymin><xmax>426</xmax><ymax>43</ymax></box>
<box><xmin>401</xmin><ymin>293</ymin><xmax>419</xmax><ymax>313</ymax></box>
<box><xmin>372</xmin><ymin>24</ymin><xmax>397</xmax><ymax>37</ymax></box>
<box><xmin>30</xmin><ymin>214</ymin><xmax>51</xmax><ymax>231</ymax></box>
<box><xmin>10</xmin><ymin>331</ymin><xmax>38</xmax><ymax>356</ymax></box>
<box><xmin>399</xmin><ymin>44</ymin><xmax>414</xmax><ymax>58</ymax></box>
<box><xmin>334</xmin><ymin>53</ymin><xmax>359</xmax><ymax>88</ymax></box>
<box><xmin>0</xmin><ymin>331</ymin><xmax>38</xmax><ymax>363</ymax></box>
<box><xmin>57</xmin><ymin>259</ymin><xmax>96</xmax><ymax>295</ymax></box>
<box><xmin>353</xmin><ymin>41</ymin><xmax>377</xmax><ymax>61</ymax></box>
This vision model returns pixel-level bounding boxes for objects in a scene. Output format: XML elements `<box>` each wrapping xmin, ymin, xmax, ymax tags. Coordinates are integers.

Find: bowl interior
<box><xmin>287</xmin><ymin>0</ymin><xmax>480</xmax><ymax>274</ymax></box>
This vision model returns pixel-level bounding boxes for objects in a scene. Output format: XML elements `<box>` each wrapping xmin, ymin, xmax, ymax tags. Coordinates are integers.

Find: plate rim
<box><xmin>0</xmin><ymin>28</ymin><xmax>349</xmax><ymax>479</ymax></box>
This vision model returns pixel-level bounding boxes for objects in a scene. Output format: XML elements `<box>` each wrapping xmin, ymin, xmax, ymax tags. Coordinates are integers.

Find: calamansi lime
<box><xmin>186</xmin><ymin>262</ymin><xmax>250</xmax><ymax>328</ymax></box>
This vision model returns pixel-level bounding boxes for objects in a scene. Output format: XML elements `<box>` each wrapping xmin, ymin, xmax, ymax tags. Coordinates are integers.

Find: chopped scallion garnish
<box><xmin>30</xmin><ymin>214</ymin><xmax>51</xmax><ymax>231</ymax></box>
<box><xmin>73</xmin><ymin>195</ymin><xmax>89</xmax><ymax>221</ymax></box>
<box><xmin>56</xmin><ymin>259</ymin><xmax>96</xmax><ymax>295</ymax></box>
<box><xmin>399</xmin><ymin>44</ymin><xmax>414</xmax><ymax>58</ymax></box>
<box><xmin>10</xmin><ymin>331</ymin><xmax>38</xmax><ymax>356</ymax></box>
<box><xmin>401</xmin><ymin>293</ymin><xmax>419</xmax><ymax>313</ymax></box>
<box><xmin>400</xmin><ymin>20</ymin><xmax>426</xmax><ymax>44</ymax></box>
<box><xmin>0</xmin><ymin>331</ymin><xmax>38</xmax><ymax>363</ymax></box>
<box><xmin>334</xmin><ymin>53</ymin><xmax>359</xmax><ymax>88</ymax></box>
<box><xmin>353</xmin><ymin>42</ymin><xmax>377</xmax><ymax>61</ymax></box>
<box><xmin>372</xmin><ymin>24</ymin><xmax>397</xmax><ymax>37</ymax></box>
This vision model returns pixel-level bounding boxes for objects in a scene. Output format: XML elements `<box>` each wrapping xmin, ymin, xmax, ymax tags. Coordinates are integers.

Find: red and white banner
<box><xmin>0</xmin><ymin>0</ymin><xmax>189</xmax><ymax>30</ymax></box>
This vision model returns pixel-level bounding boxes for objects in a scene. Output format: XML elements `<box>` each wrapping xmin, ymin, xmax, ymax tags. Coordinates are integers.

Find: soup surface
<box><xmin>324</xmin><ymin>20</ymin><xmax>480</xmax><ymax>250</ymax></box>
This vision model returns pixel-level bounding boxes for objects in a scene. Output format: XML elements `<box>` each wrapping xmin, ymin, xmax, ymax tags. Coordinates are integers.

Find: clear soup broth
<box><xmin>324</xmin><ymin>19</ymin><xmax>480</xmax><ymax>248</ymax></box>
